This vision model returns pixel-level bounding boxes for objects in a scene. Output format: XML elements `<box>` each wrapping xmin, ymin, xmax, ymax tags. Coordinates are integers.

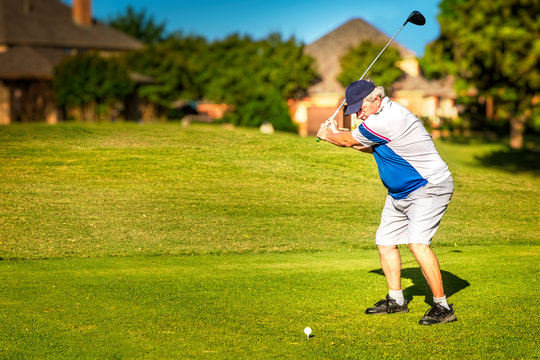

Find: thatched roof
<box><xmin>0</xmin><ymin>46</ymin><xmax>65</xmax><ymax>79</ymax></box>
<box><xmin>393</xmin><ymin>74</ymin><xmax>456</xmax><ymax>98</ymax></box>
<box><xmin>0</xmin><ymin>0</ymin><xmax>142</xmax><ymax>50</ymax></box>
<box><xmin>305</xmin><ymin>18</ymin><xmax>415</xmax><ymax>94</ymax></box>
<box><xmin>0</xmin><ymin>0</ymin><xmax>143</xmax><ymax>80</ymax></box>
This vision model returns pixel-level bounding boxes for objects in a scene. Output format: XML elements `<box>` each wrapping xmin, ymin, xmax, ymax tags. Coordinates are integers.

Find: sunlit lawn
<box><xmin>0</xmin><ymin>123</ymin><xmax>538</xmax><ymax>358</ymax></box>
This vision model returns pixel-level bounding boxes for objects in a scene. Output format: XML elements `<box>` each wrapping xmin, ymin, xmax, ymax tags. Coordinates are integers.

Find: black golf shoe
<box><xmin>419</xmin><ymin>303</ymin><xmax>457</xmax><ymax>325</ymax></box>
<box><xmin>365</xmin><ymin>295</ymin><xmax>409</xmax><ymax>315</ymax></box>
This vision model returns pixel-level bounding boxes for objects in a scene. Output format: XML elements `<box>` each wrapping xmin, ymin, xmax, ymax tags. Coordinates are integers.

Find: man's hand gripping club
<box><xmin>316</xmin><ymin>119</ymin><xmax>372</xmax><ymax>153</ymax></box>
<box><xmin>316</xmin><ymin>118</ymin><xmax>339</xmax><ymax>142</ymax></box>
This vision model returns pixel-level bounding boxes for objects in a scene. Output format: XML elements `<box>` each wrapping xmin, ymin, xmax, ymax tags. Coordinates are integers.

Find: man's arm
<box><xmin>325</xmin><ymin>130</ymin><xmax>358</xmax><ymax>147</ymax></box>
<box><xmin>318</xmin><ymin>125</ymin><xmax>372</xmax><ymax>153</ymax></box>
<box><xmin>351</xmin><ymin>144</ymin><xmax>373</xmax><ymax>153</ymax></box>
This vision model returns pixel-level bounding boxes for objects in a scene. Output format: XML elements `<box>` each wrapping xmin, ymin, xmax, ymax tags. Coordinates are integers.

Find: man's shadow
<box><xmin>369</xmin><ymin>268</ymin><xmax>470</xmax><ymax>305</ymax></box>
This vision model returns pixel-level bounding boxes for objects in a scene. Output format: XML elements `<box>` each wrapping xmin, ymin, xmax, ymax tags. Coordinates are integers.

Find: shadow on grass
<box><xmin>438</xmin><ymin>134</ymin><xmax>540</xmax><ymax>175</ymax></box>
<box><xmin>369</xmin><ymin>268</ymin><xmax>470</xmax><ymax>305</ymax></box>
<box><xmin>475</xmin><ymin>148</ymin><xmax>540</xmax><ymax>175</ymax></box>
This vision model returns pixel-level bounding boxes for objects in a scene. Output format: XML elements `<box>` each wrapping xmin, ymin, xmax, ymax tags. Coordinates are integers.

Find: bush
<box><xmin>223</xmin><ymin>89</ymin><xmax>296</xmax><ymax>132</ymax></box>
<box><xmin>54</xmin><ymin>53</ymin><xmax>134</xmax><ymax>121</ymax></box>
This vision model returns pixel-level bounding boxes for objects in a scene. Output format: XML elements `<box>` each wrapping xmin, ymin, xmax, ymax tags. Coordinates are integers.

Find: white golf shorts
<box><xmin>376</xmin><ymin>176</ymin><xmax>454</xmax><ymax>246</ymax></box>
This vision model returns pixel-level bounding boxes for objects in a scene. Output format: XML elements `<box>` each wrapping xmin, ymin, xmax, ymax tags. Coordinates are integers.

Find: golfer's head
<box><xmin>345</xmin><ymin>80</ymin><xmax>384</xmax><ymax>120</ymax></box>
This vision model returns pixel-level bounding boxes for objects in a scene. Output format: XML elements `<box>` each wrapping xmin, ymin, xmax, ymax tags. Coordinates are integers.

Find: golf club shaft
<box><xmin>316</xmin><ymin>10</ymin><xmax>425</xmax><ymax>142</ymax></box>
<box><xmin>328</xmin><ymin>22</ymin><xmax>407</xmax><ymax>122</ymax></box>
<box><xmin>315</xmin><ymin>23</ymin><xmax>408</xmax><ymax>143</ymax></box>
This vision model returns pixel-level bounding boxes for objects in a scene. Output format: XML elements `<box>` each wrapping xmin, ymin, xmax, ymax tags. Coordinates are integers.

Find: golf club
<box><xmin>316</xmin><ymin>10</ymin><xmax>425</xmax><ymax>141</ymax></box>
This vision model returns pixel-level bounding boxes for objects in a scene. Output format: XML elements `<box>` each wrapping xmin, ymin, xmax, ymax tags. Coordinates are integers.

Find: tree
<box><xmin>422</xmin><ymin>0</ymin><xmax>540</xmax><ymax>148</ymax></box>
<box><xmin>53</xmin><ymin>53</ymin><xmax>133</xmax><ymax>120</ymax></box>
<box><xmin>122</xmin><ymin>34</ymin><xmax>208</xmax><ymax>110</ymax></box>
<box><xmin>199</xmin><ymin>33</ymin><xmax>317</xmax><ymax>131</ymax></box>
<box><xmin>107</xmin><ymin>6</ymin><xmax>166</xmax><ymax>44</ymax></box>
<box><xmin>120</xmin><ymin>32</ymin><xmax>317</xmax><ymax>130</ymax></box>
<box><xmin>337</xmin><ymin>41</ymin><xmax>403</xmax><ymax>90</ymax></box>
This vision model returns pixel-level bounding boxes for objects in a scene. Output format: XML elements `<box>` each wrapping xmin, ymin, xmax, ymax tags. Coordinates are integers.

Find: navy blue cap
<box><xmin>344</xmin><ymin>80</ymin><xmax>376</xmax><ymax>115</ymax></box>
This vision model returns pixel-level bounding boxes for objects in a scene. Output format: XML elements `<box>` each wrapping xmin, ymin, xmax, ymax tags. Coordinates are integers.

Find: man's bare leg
<box><xmin>365</xmin><ymin>245</ymin><xmax>408</xmax><ymax>314</ymax></box>
<box><xmin>378</xmin><ymin>245</ymin><xmax>402</xmax><ymax>291</ymax></box>
<box><xmin>409</xmin><ymin>243</ymin><xmax>457</xmax><ymax>324</ymax></box>
<box><xmin>408</xmin><ymin>243</ymin><xmax>444</xmax><ymax>297</ymax></box>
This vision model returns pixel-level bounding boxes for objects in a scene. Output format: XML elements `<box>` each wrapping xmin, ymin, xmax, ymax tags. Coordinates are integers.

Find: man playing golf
<box><xmin>317</xmin><ymin>80</ymin><xmax>456</xmax><ymax>325</ymax></box>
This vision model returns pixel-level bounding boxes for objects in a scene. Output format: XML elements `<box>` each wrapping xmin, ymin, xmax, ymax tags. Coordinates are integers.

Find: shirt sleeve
<box><xmin>351</xmin><ymin>121</ymin><xmax>391</xmax><ymax>147</ymax></box>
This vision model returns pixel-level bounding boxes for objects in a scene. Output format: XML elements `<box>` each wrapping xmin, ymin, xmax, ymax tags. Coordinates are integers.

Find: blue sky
<box><xmin>64</xmin><ymin>0</ymin><xmax>442</xmax><ymax>57</ymax></box>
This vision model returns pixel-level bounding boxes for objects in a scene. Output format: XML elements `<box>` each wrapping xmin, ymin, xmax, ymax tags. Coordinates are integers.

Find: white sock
<box><xmin>433</xmin><ymin>296</ymin><xmax>451</xmax><ymax>310</ymax></box>
<box><xmin>388</xmin><ymin>290</ymin><xmax>405</xmax><ymax>306</ymax></box>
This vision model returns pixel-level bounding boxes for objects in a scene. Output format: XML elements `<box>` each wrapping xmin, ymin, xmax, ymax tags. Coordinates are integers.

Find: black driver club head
<box><xmin>404</xmin><ymin>11</ymin><xmax>426</xmax><ymax>26</ymax></box>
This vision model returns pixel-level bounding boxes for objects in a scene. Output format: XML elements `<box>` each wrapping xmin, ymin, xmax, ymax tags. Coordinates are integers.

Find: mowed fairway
<box><xmin>0</xmin><ymin>123</ymin><xmax>538</xmax><ymax>359</ymax></box>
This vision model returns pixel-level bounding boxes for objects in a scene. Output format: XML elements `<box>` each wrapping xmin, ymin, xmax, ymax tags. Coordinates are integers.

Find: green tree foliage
<box><xmin>124</xmin><ymin>33</ymin><xmax>316</xmax><ymax>131</ymax></box>
<box><xmin>107</xmin><ymin>6</ymin><xmax>166</xmax><ymax>44</ymax></box>
<box><xmin>337</xmin><ymin>41</ymin><xmax>403</xmax><ymax>90</ymax></box>
<box><xmin>421</xmin><ymin>0</ymin><xmax>540</xmax><ymax>148</ymax></box>
<box><xmin>123</xmin><ymin>34</ymin><xmax>208</xmax><ymax>109</ymax></box>
<box><xmin>53</xmin><ymin>53</ymin><xmax>133</xmax><ymax>120</ymax></box>
<box><xmin>199</xmin><ymin>33</ymin><xmax>317</xmax><ymax>130</ymax></box>
<box><xmin>222</xmin><ymin>88</ymin><xmax>295</xmax><ymax>132</ymax></box>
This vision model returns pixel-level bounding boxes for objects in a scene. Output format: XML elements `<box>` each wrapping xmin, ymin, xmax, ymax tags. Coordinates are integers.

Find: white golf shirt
<box><xmin>351</xmin><ymin>97</ymin><xmax>451</xmax><ymax>199</ymax></box>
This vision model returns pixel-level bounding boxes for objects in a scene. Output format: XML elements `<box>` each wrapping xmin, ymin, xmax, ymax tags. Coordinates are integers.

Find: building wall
<box><xmin>437</xmin><ymin>98</ymin><xmax>458</xmax><ymax>119</ymax></box>
<box><xmin>393</xmin><ymin>90</ymin><xmax>430</xmax><ymax>118</ymax></box>
<box><xmin>0</xmin><ymin>82</ymin><xmax>10</xmax><ymax>125</ymax></box>
<box><xmin>397</xmin><ymin>57</ymin><xmax>420</xmax><ymax>77</ymax></box>
<box><xmin>196</xmin><ymin>103</ymin><xmax>228</xmax><ymax>119</ymax></box>
<box><xmin>291</xmin><ymin>93</ymin><xmax>346</xmax><ymax>136</ymax></box>
<box><xmin>296</xmin><ymin>90</ymin><xmax>457</xmax><ymax>136</ymax></box>
<box><xmin>18</xmin><ymin>81</ymin><xmax>57</xmax><ymax>123</ymax></box>
<box><xmin>0</xmin><ymin>80</ymin><xmax>58</xmax><ymax>123</ymax></box>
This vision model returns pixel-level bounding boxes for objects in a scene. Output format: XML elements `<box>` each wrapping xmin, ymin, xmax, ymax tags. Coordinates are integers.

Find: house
<box><xmin>0</xmin><ymin>0</ymin><xmax>143</xmax><ymax>124</ymax></box>
<box><xmin>292</xmin><ymin>18</ymin><xmax>457</xmax><ymax>136</ymax></box>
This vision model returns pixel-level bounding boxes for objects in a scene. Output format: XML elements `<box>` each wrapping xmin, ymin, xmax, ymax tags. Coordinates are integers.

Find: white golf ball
<box><xmin>304</xmin><ymin>327</ymin><xmax>312</xmax><ymax>336</ymax></box>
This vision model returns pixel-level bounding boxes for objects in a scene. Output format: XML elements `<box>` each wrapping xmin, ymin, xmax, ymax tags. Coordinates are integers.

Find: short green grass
<box><xmin>0</xmin><ymin>123</ymin><xmax>538</xmax><ymax>359</ymax></box>
<box><xmin>0</xmin><ymin>247</ymin><xmax>538</xmax><ymax>359</ymax></box>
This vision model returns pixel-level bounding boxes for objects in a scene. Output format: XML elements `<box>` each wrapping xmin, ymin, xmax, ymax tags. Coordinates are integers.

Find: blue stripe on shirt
<box><xmin>372</xmin><ymin>144</ymin><xmax>428</xmax><ymax>199</ymax></box>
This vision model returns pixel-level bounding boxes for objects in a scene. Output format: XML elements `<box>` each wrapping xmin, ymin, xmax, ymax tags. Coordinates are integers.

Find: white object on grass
<box><xmin>304</xmin><ymin>327</ymin><xmax>312</xmax><ymax>339</ymax></box>
<box><xmin>259</xmin><ymin>122</ymin><xmax>274</xmax><ymax>135</ymax></box>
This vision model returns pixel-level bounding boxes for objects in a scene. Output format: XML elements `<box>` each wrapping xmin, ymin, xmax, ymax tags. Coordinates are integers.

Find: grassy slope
<box><xmin>0</xmin><ymin>123</ymin><xmax>538</xmax><ymax>359</ymax></box>
<box><xmin>0</xmin><ymin>123</ymin><xmax>538</xmax><ymax>259</ymax></box>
